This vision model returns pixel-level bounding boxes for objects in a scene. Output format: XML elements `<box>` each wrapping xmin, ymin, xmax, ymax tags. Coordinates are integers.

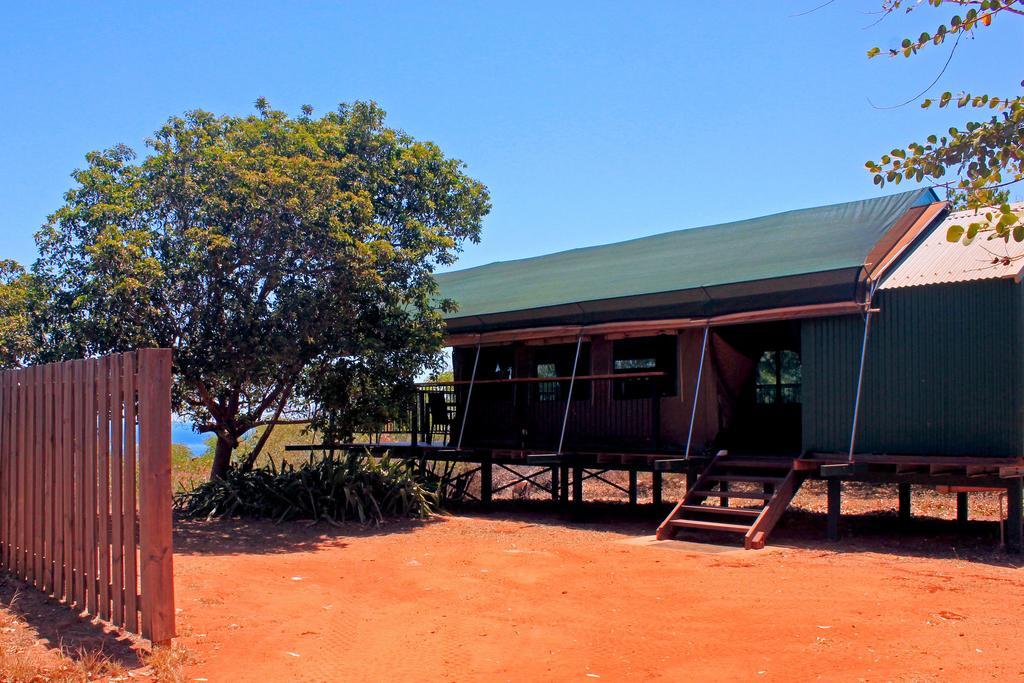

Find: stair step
<box><xmin>705</xmin><ymin>474</ymin><xmax>785</xmax><ymax>484</ymax></box>
<box><xmin>678</xmin><ymin>504</ymin><xmax>761</xmax><ymax>518</ymax></box>
<box><xmin>669</xmin><ymin>519</ymin><xmax>750</xmax><ymax>533</ymax></box>
<box><xmin>717</xmin><ymin>459</ymin><xmax>792</xmax><ymax>470</ymax></box>
<box><xmin>692</xmin><ymin>489</ymin><xmax>774</xmax><ymax>500</ymax></box>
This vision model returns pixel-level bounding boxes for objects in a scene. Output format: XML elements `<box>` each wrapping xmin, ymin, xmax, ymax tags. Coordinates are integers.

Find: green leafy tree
<box><xmin>864</xmin><ymin>0</ymin><xmax>1022</xmax><ymax>242</ymax></box>
<box><xmin>0</xmin><ymin>260</ymin><xmax>35</xmax><ymax>369</ymax></box>
<box><xmin>34</xmin><ymin>99</ymin><xmax>489</xmax><ymax>479</ymax></box>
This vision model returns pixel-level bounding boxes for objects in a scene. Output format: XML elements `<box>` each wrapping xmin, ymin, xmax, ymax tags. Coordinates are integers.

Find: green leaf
<box><xmin>946</xmin><ymin>225</ymin><xmax>965</xmax><ymax>242</ymax></box>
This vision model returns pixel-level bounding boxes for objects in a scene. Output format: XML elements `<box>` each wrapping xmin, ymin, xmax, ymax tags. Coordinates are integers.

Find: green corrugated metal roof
<box><xmin>437</xmin><ymin>189</ymin><xmax>936</xmax><ymax>321</ymax></box>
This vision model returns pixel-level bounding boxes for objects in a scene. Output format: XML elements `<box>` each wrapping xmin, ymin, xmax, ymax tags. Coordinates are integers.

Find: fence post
<box><xmin>136</xmin><ymin>348</ymin><xmax>176</xmax><ymax>645</ymax></box>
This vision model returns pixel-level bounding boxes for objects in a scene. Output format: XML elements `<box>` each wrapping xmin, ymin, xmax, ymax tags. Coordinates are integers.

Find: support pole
<box><xmin>898</xmin><ymin>483</ymin><xmax>911</xmax><ymax>522</ymax></box>
<box><xmin>956</xmin><ymin>492</ymin><xmax>969</xmax><ymax>525</ymax></box>
<box><xmin>827</xmin><ymin>479</ymin><xmax>842</xmax><ymax>541</ymax></box>
<box><xmin>560</xmin><ymin>463</ymin><xmax>570</xmax><ymax>504</ymax></box>
<box><xmin>848</xmin><ymin>284</ymin><xmax>878</xmax><ymax>463</ymax></box>
<box><xmin>1006</xmin><ymin>479</ymin><xmax>1022</xmax><ymax>554</ymax></box>
<box><xmin>652</xmin><ymin>471</ymin><xmax>663</xmax><ymax>506</ymax></box>
<box><xmin>456</xmin><ymin>344</ymin><xmax>481</xmax><ymax>451</ymax></box>
<box><xmin>556</xmin><ymin>335</ymin><xmax>584</xmax><ymax>456</ymax></box>
<box><xmin>550</xmin><ymin>466</ymin><xmax>559</xmax><ymax>502</ymax></box>
<box><xmin>628</xmin><ymin>470</ymin><xmax>638</xmax><ymax>506</ymax></box>
<box><xmin>480</xmin><ymin>451</ymin><xmax>493</xmax><ymax>507</ymax></box>
<box><xmin>684</xmin><ymin>325</ymin><xmax>710</xmax><ymax>459</ymax></box>
<box><xmin>572</xmin><ymin>465</ymin><xmax>583</xmax><ymax>506</ymax></box>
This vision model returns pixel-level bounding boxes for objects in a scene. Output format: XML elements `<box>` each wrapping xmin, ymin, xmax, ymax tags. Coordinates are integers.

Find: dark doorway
<box><xmin>713</xmin><ymin>321</ymin><xmax>802</xmax><ymax>454</ymax></box>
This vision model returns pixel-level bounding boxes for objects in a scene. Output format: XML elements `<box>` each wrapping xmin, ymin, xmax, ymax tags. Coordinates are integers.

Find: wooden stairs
<box><xmin>656</xmin><ymin>453</ymin><xmax>805</xmax><ymax>549</ymax></box>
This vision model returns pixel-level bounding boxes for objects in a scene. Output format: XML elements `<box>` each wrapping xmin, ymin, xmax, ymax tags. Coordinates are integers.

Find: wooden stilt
<box><xmin>572</xmin><ymin>466</ymin><xmax>583</xmax><ymax>506</ymax></box>
<box><xmin>827</xmin><ymin>479</ymin><xmax>841</xmax><ymax>541</ymax></box>
<box><xmin>652</xmin><ymin>471</ymin><xmax>663</xmax><ymax>506</ymax></box>
<box><xmin>550</xmin><ymin>466</ymin><xmax>559</xmax><ymax>501</ymax></box>
<box><xmin>628</xmin><ymin>470</ymin><xmax>638</xmax><ymax>505</ymax></box>
<box><xmin>1006</xmin><ymin>479</ymin><xmax>1022</xmax><ymax>554</ymax></box>
<box><xmin>480</xmin><ymin>452</ymin><xmax>492</xmax><ymax>507</ymax></box>
<box><xmin>560</xmin><ymin>464</ymin><xmax>569</xmax><ymax>504</ymax></box>
<box><xmin>720</xmin><ymin>479</ymin><xmax>729</xmax><ymax>508</ymax></box>
<box><xmin>898</xmin><ymin>483</ymin><xmax>911</xmax><ymax>522</ymax></box>
<box><xmin>956</xmin><ymin>491</ymin><xmax>968</xmax><ymax>525</ymax></box>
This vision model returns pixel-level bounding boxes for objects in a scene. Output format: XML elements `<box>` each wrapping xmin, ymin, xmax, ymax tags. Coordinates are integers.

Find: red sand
<box><xmin>169</xmin><ymin>510</ymin><xmax>1024</xmax><ymax>682</ymax></box>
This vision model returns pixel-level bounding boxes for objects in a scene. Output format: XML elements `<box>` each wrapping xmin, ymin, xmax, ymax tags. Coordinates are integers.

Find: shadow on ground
<box><xmin>438</xmin><ymin>499</ymin><xmax>1024</xmax><ymax>568</ymax></box>
<box><xmin>173</xmin><ymin>512</ymin><xmax>443</xmax><ymax>556</ymax></box>
<box><xmin>0</xmin><ymin>575</ymin><xmax>143</xmax><ymax>671</ymax></box>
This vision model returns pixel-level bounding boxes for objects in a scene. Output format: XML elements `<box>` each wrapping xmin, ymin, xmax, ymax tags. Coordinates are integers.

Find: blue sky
<box><xmin>1</xmin><ymin>1</ymin><xmax>1020</xmax><ymax>272</ymax></box>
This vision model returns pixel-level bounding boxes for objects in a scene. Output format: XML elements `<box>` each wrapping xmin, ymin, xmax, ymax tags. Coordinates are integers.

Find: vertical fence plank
<box><xmin>43</xmin><ymin>363</ymin><xmax>54</xmax><ymax>594</ymax></box>
<box><xmin>73</xmin><ymin>359</ymin><xmax>85</xmax><ymax>609</ymax></box>
<box><xmin>34</xmin><ymin>364</ymin><xmax>44</xmax><ymax>586</ymax></box>
<box><xmin>84</xmin><ymin>358</ymin><xmax>98</xmax><ymax>615</ymax></box>
<box><xmin>110</xmin><ymin>354</ymin><xmax>125</xmax><ymax>627</ymax></box>
<box><xmin>123</xmin><ymin>352</ymin><xmax>139</xmax><ymax>634</ymax></box>
<box><xmin>19</xmin><ymin>368</ymin><xmax>29</xmax><ymax>579</ymax></box>
<box><xmin>137</xmin><ymin>348</ymin><xmax>175</xmax><ymax>645</ymax></box>
<box><xmin>62</xmin><ymin>361</ymin><xmax>74</xmax><ymax>604</ymax></box>
<box><xmin>29</xmin><ymin>366</ymin><xmax>38</xmax><ymax>585</ymax></box>
<box><xmin>0</xmin><ymin>371</ymin><xmax>8</xmax><ymax>570</ymax></box>
<box><xmin>53</xmin><ymin>363</ymin><xmax>64</xmax><ymax>601</ymax></box>
<box><xmin>97</xmin><ymin>356</ymin><xmax>111</xmax><ymax>622</ymax></box>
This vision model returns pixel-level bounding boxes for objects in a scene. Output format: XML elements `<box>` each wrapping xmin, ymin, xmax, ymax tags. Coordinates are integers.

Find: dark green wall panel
<box><xmin>802</xmin><ymin>279</ymin><xmax>1022</xmax><ymax>457</ymax></box>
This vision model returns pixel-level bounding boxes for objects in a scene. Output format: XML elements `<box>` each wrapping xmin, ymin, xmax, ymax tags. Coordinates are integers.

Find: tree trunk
<box><xmin>209</xmin><ymin>436</ymin><xmax>235</xmax><ymax>480</ymax></box>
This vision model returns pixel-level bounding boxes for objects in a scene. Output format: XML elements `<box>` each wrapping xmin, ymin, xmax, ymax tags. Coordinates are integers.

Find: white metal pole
<box><xmin>848</xmin><ymin>283</ymin><xmax>878</xmax><ymax>463</ymax></box>
<box><xmin>684</xmin><ymin>325</ymin><xmax>710</xmax><ymax>459</ymax></box>
<box><xmin>456</xmin><ymin>344</ymin><xmax>481</xmax><ymax>451</ymax></box>
<box><xmin>556</xmin><ymin>335</ymin><xmax>584</xmax><ymax>456</ymax></box>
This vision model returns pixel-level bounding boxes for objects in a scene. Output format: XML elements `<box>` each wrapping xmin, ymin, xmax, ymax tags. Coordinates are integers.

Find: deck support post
<box><xmin>560</xmin><ymin>464</ymin><xmax>569</xmax><ymax>504</ymax></box>
<box><xmin>572</xmin><ymin>465</ymin><xmax>583</xmax><ymax>510</ymax></box>
<box><xmin>550</xmin><ymin>466</ymin><xmax>559</xmax><ymax>502</ymax></box>
<box><xmin>827</xmin><ymin>478</ymin><xmax>842</xmax><ymax>541</ymax></box>
<box><xmin>480</xmin><ymin>452</ymin><xmax>492</xmax><ymax>507</ymax></box>
<box><xmin>651</xmin><ymin>471</ymin><xmax>663</xmax><ymax>506</ymax></box>
<box><xmin>956</xmin><ymin>492</ymin><xmax>969</xmax><ymax>525</ymax></box>
<box><xmin>719</xmin><ymin>479</ymin><xmax>729</xmax><ymax>508</ymax></box>
<box><xmin>628</xmin><ymin>470</ymin><xmax>638</xmax><ymax>505</ymax></box>
<box><xmin>898</xmin><ymin>483</ymin><xmax>911</xmax><ymax>522</ymax></box>
<box><xmin>1006</xmin><ymin>478</ymin><xmax>1022</xmax><ymax>554</ymax></box>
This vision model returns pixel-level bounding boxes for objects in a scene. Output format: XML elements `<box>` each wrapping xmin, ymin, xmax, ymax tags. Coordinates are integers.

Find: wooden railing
<box><xmin>409</xmin><ymin>373</ymin><xmax>665</xmax><ymax>452</ymax></box>
<box><xmin>0</xmin><ymin>349</ymin><xmax>175</xmax><ymax>644</ymax></box>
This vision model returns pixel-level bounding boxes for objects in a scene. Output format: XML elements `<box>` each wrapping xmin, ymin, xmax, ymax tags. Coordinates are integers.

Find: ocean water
<box><xmin>172</xmin><ymin>422</ymin><xmax>208</xmax><ymax>456</ymax></box>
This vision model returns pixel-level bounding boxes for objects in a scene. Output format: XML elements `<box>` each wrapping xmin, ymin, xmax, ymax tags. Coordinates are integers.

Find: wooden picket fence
<box><xmin>0</xmin><ymin>349</ymin><xmax>175</xmax><ymax>644</ymax></box>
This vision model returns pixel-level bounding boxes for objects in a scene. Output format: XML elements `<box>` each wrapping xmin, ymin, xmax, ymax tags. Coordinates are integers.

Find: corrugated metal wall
<box><xmin>802</xmin><ymin>279</ymin><xmax>1022</xmax><ymax>457</ymax></box>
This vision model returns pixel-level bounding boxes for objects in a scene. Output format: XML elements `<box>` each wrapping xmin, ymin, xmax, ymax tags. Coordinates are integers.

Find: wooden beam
<box><xmin>445</xmin><ymin>301</ymin><xmax>865</xmax><ymax>348</ymax></box>
<box><xmin>957</xmin><ymin>492</ymin><xmax>968</xmax><ymax>525</ymax></box>
<box><xmin>707</xmin><ymin>301</ymin><xmax>863</xmax><ymax>327</ymax></box>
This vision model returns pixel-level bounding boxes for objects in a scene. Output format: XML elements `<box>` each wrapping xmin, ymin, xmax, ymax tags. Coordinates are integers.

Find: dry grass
<box><xmin>140</xmin><ymin>645</ymin><xmax>196</xmax><ymax>683</ymax></box>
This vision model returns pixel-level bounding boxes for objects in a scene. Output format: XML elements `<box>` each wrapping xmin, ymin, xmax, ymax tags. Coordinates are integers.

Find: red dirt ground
<box><xmin>166</xmin><ymin>504</ymin><xmax>1024</xmax><ymax>682</ymax></box>
<box><xmin>3</xmin><ymin>484</ymin><xmax>1022</xmax><ymax>681</ymax></box>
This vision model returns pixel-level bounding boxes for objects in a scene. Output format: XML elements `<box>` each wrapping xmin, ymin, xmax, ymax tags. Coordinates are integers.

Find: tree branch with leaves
<box><xmin>864</xmin><ymin>0</ymin><xmax>1022</xmax><ymax>243</ymax></box>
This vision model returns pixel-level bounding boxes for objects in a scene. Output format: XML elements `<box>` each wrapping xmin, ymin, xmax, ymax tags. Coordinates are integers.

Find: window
<box><xmin>533</xmin><ymin>343</ymin><xmax>590</xmax><ymax>402</ymax></box>
<box><xmin>612</xmin><ymin>335</ymin><xmax>677</xmax><ymax>399</ymax></box>
<box><xmin>755</xmin><ymin>349</ymin><xmax>801</xmax><ymax>405</ymax></box>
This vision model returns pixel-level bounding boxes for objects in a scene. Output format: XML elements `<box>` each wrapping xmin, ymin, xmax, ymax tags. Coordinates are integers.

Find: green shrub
<box><xmin>173</xmin><ymin>451</ymin><xmax>435</xmax><ymax>524</ymax></box>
